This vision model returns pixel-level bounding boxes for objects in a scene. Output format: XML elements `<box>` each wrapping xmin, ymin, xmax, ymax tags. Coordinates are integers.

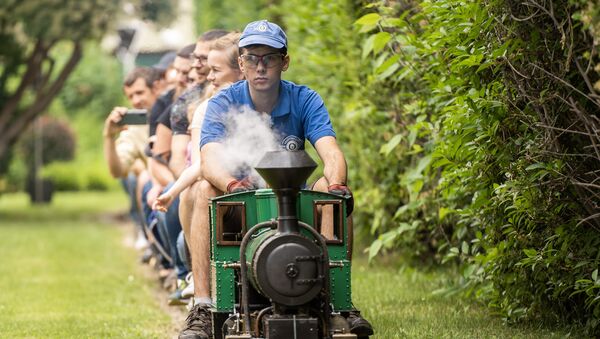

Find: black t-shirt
<box><xmin>170</xmin><ymin>84</ymin><xmax>205</xmax><ymax>135</ymax></box>
<box><xmin>157</xmin><ymin>103</ymin><xmax>173</xmax><ymax>130</ymax></box>
<box><xmin>149</xmin><ymin>88</ymin><xmax>175</xmax><ymax>137</ymax></box>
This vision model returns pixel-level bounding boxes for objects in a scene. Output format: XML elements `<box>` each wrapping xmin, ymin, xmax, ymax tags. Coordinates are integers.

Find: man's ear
<box><xmin>238</xmin><ymin>56</ymin><xmax>245</xmax><ymax>73</ymax></box>
<box><xmin>282</xmin><ymin>55</ymin><xmax>290</xmax><ymax>72</ymax></box>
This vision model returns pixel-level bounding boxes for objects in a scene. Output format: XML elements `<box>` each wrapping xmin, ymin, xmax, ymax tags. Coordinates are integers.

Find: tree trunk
<box><xmin>0</xmin><ymin>40</ymin><xmax>82</xmax><ymax>162</ymax></box>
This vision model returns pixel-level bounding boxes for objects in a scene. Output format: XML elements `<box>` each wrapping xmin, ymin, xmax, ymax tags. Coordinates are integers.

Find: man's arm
<box><xmin>190</xmin><ymin>126</ymin><xmax>201</xmax><ymax>165</ymax></box>
<box><xmin>150</xmin><ymin>123</ymin><xmax>175</xmax><ymax>185</ymax></box>
<box><xmin>153</xmin><ymin>160</ymin><xmax>201</xmax><ymax>212</ymax></box>
<box><xmin>201</xmin><ymin>142</ymin><xmax>237</xmax><ymax>192</ymax></box>
<box><xmin>103</xmin><ymin>107</ymin><xmax>127</xmax><ymax>178</ymax></box>
<box><xmin>170</xmin><ymin>134</ymin><xmax>190</xmax><ymax>178</ymax></box>
<box><xmin>154</xmin><ymin>123</ymin><xmax>173</xmax><ymax>156</ymax></box>
<box><xmin>148</xmin><ymin>157</ymin><xmax>175</xmax><ymax>187</ymax></box>
<box><xmin>314</xmin><ymin>136</ymin><xmax>347</xmax><ymax>186</ymax></box>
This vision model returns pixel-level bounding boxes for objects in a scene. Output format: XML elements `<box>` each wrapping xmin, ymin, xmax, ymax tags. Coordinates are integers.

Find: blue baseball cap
<box><xmin>239</xmin><ymin>20</ymin><xmax>287</xmax><ymax>49</ymax></box>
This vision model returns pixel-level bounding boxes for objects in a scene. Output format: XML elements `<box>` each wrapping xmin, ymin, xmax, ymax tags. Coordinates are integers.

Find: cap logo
<box><xmin>257</xmin><ymin>23</ymin><xmax>268</xmax><ymax>32</ymax></box>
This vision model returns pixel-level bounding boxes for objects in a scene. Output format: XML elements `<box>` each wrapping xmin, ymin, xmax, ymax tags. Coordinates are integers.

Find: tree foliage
<box><xmin>0</xmin><ymin>0</ymin><xmax>175</xmax><ymax>171</ymax></box>
<box><xmin>194</xmin><ymin>0</ymin><xmax>267</xmax><ymax>34</ymax></box>
<box><xmin>0</xmin><ymin>0</ymin><xmax>121</xmax><ymax>167</ymax></box>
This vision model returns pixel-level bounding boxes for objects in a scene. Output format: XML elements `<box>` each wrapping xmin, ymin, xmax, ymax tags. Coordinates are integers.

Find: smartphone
<box><xmin>118</xmin><ymin>109</ymin><xmax>148</xmax><ymax>125</ymax></box>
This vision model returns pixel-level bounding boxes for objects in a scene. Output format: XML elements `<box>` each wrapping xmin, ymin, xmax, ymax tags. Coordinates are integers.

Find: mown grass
<box><xmin>352</xmin><ymin>257</ymin><xmax>583</xmax><ymax>338</ymax></box>
<box><xmin>0</xmin><ymin>191</ymin><xmax>583</xmax><ymax>338</ymax></box>
<box><xmin>0</xmin><ymin>191</ymin><xmax>173</xmax><ymax>338</ymax></box>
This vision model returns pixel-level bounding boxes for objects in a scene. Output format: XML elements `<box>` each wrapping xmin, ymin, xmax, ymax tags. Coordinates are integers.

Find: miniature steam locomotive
<box><xmin>207</xmin><ymin>150</ymin><xmax>369</xmax><ymax>339</ymax></box>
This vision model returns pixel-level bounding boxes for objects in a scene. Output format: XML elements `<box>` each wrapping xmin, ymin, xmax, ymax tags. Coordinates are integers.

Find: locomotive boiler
<box><xmin>207</xmin><ymin>150</ymin><xmax>369</xmax><ymax>339</ymax></box>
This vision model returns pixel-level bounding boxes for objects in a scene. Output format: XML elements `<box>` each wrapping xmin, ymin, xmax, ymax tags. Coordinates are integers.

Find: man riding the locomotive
<box><xmin>178</xmin><ymin>20</ymin><xmax>373</xmax><ymax>339</ymax></box>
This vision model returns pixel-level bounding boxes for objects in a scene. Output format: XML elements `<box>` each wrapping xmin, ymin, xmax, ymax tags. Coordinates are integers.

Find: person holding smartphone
<box><xmin>103</xmin><ymin>67</ymin><xmax>161</xmax><ymax>179</ymax></box>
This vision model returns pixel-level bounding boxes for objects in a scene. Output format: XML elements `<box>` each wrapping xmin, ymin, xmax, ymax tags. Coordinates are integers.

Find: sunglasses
<box><xmin>240</xmin><ymin>53</ymin><xmax>285</xmax><ymax>69</ymax></box>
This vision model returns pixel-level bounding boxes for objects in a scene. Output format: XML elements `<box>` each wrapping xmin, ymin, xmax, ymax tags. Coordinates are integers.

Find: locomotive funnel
<box><xmin>255</xmin><ymin>150</ymin><xmax>317</xmax><ymax>233</ymax></box>
<box><xmin>255</xmin><ymin>150</ymin><xmax>317</xmax><ymax>189</ymax></box>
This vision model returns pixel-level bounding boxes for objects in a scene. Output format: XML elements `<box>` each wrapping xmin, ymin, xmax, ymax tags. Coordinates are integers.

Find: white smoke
<box><xmin>219</xmin><ymin>106</ymin><xmax>281</xmax><ymax>187</ymax></box>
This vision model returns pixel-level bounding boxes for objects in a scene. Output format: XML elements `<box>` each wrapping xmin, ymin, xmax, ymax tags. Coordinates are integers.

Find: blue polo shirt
<box><xmin>200</xmin><ymin>80</ymin><xmax>335</xmax><ymax>150</ymax></box>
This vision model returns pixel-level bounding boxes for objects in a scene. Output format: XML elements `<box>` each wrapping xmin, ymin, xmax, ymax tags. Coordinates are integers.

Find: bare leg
<box><xmin>312</xmin><ymin>177</ymin><xmax>354</xmax><ymax>258</ymax></box>
<box><xmin>179</xmin><ymin>181</ymin><xmax>199</xmax><ymax>239</ymax></box>
<box><xmin>312</xmin><ymin>177</ymin><xmax>334</xmax><ymax>239</ymax></box>
<box><xmin>191</xmin><ymin>179</ymin><xmax>221</xmax><ymax>298</ymax></box>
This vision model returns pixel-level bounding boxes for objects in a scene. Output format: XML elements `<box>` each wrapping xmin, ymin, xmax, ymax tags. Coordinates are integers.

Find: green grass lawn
<box><xmin>0</xmin><ymin>190</ymin><xmax>583</xmax><ymax>338</ymax></box>
<box><xmin>352</xmin><ymin>258</ymin><xmax>583</xmax><ymax>338</ymax></box>
<box><xmin>0</xmin><ymin>191</ymin><xmax>173</xmax><ymax>338</ymax></box>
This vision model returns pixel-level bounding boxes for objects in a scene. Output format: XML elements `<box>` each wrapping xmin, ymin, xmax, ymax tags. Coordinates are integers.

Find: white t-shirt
<box><xmin>189</xmin><ymin>98</ymin><xmax>209</xmax><ymax>132</ymax></box>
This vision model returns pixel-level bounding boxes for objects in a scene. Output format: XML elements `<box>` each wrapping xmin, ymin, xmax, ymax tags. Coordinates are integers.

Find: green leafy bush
<box><xmin>41</xmin><ymin>162</ymin><xmax>85</xmax><ymax>191</ymax></box>
<box><xmin>349</xmin><ymin>0</ymin><xmax>600</xmax><ymax>333</ymax></box>
<box><xmin>42</xmin><ymin>159</ymin><xmax>114</xmax><ymax>191</ymax></box>
<box><xmin>19</xmin><ymin>117</ymin><xmax>76</xmax><ymax>167</ymax></box>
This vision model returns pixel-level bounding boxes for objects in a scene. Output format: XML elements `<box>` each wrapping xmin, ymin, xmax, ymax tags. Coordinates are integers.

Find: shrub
<box><xmin>41</xmin><ymin>162</ymin><xmax>84</xmax><ymax>191</ymax></box>
<box><xmin>41</xmin><ymin>158</ymin><xmax>114</xmax><ymax>192</ymax></box>
<box><xmin>84</xmin><ymin>164</ymin><xmax>113</xmax><ymax>191</ymax></box>
<box><xmin>350</xmin><ymin>0</ymin><xmax>600</xmax><ymax>333</ymax></box>
<box><xmin>19</xmin><ymin>116</ymin><xmax>76</xmax><ymax>168</ymax></box>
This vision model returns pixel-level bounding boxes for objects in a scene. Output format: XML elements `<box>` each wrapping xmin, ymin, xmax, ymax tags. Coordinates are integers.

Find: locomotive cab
<box><xmin>208</xmin><ymin>150</ymin><xmax>364</xmax><ymax>339</ymax></box>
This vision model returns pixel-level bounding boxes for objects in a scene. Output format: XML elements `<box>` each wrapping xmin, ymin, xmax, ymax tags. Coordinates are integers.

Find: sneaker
<box><xmin>181</xmin><ymin>272</ymin><xmax>194</xmax><ymax>299</ymax></box>
<box><xmin>168</xmin><ymin>278</ymin><xmax>191</xmax><ymax>306</ymax></box>
<box><xmin>135</xmin><ymin>231</ymin><xmax>149</xmax><ymax>250</ymax></box>
<box><xmin>347</xmin><ymin>311</ymin><xmax>374</xmax><ymax>337</ymax></box>
<box><xmin>162</xmin><ymin>269</ymin><xmax>178</xmax><ymax>291</ymax></box>
<box><xmin>178</xmin><ymin>303</ymin><xmax>212</xmax><ymax>339</ymax></box>
<box><xmin>140</xmin><ymin>248</ymin><xmax>153</xmax><ymax>264</ymax></box>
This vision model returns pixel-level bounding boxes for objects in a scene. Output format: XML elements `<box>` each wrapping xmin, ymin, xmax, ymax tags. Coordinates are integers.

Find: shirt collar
<box><xmin>243</xmin><ymin>80</ymin><xmax>291</xmax><ymax>117</ymax></box>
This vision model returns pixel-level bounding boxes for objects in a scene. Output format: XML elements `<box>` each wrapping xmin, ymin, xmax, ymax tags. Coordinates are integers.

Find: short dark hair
<box><xmin>123</xmin><ymin>67</ymin><xmax>160</xmax><ymax>88</ymax></box>
<box><xmin>239</xmin><ymin>45</ymin><xmax>287</xmax><ymax>56</ymax></box>
<box><xmin>177</xmin><ymin>44</ymin><xmax>196</xmax><ymax>58</ymax></box>
<box><xmin>198</xmin><ymin>29</ymin><xmax>229</xmax><ymax>42</ymax></box>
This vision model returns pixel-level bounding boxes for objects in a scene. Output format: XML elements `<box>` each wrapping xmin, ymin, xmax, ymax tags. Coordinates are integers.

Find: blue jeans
<box><xmin>120</xmin><ymin>173</ymin><xmax>143</xmax><ymax>234</ymax></box>
<box><xmin>141</xmin><ymin>180</ymin><xmax>171</xmax><ymax>268</ymax></box>
<box><xmin>141</xmin><ymin>181</ymin><xmax>189</xmax><ymax>279</ymax></box>
<box><xmin>177</xmin><ymin>230</ymin><xmax>191</xmax><ymax>272</ymax></box>
<box><xmin>155</xmin><ymin>182</ymin><xmax>188</xmax><ymax>279</ymax></box>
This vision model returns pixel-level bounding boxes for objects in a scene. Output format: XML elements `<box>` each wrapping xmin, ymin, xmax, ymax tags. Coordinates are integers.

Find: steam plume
<box><xmin>218</xmin><ymin>106</ymin><xmax>280</xmax><ymax>187</ymax></box>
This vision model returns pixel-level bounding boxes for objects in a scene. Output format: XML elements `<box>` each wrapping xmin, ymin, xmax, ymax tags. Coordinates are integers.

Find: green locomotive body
<box><xmin>204</xmin><ymin>150</ymin><xmax>368</xmax><ymax>338</ymax></box>
<box><xmin>209</xmin><ymin>189</ymin><xmax>355</xmax><ymax>338</ymax></box>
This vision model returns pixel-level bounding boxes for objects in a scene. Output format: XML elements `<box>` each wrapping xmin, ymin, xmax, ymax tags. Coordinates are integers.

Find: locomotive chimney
<box><xmin>255</xmin><ymin>150</ymin><xmax>317</xmax><ymax>234</ymax></box>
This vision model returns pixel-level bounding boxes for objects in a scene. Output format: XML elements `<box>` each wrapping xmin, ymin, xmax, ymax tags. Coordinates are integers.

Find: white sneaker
<box><xmin>181</xmin><ymin>272</ymin><xmax>194</xmax><ymax>298</ymax></box>
<box><xmin>134</xmin><ymin>231</ymin><xmax>148</xmax><ymax>250</ymax></box>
